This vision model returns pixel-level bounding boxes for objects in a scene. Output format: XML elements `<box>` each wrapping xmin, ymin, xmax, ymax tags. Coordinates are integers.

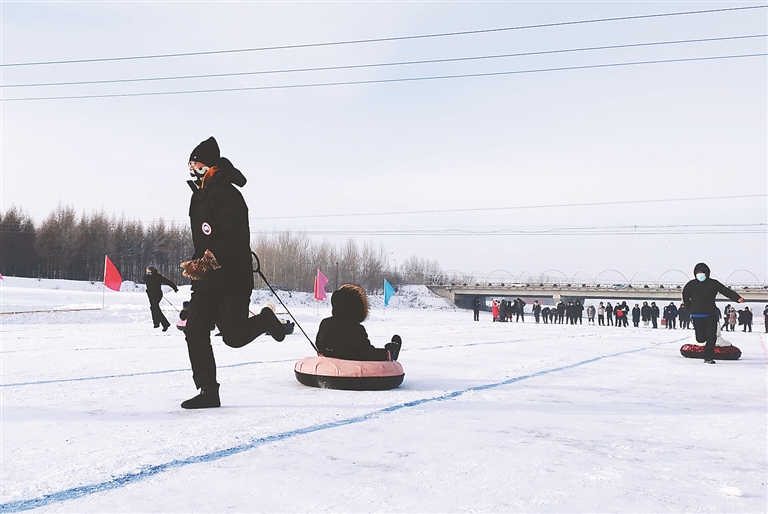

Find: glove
<box><xmin>173</xmin><ymin>287</ymin><xmax>179</xmax><ymax>293</ymax></box>
<box><xmin>181</xmin><ymin>249</ymin><xmax>221</xmax><ymax>281</ymax></box>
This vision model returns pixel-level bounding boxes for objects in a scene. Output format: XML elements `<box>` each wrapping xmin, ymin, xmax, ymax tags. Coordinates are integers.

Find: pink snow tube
<box><xmin>176</xmin><ymin>319</ymin><xmax>187</xmax><ymax>331</ymax></box>
<box><xmin>294</xmin><ymin>356</ymin><xmax>405</xmax><ymax>390</ymax></box>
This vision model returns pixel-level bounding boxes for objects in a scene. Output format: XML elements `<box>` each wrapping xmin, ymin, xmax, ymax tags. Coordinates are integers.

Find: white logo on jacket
<box><xmin>201</xmin><ymin>222</ymin><xmax>212</xmax><ymax>236</ymax></box>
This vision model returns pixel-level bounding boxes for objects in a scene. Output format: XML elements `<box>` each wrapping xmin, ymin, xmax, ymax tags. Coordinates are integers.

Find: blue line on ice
<box><xmin>0</xmin><ymin>337</ymin><xmax>686</xmax><ymax>513</ymax></box>
<box><xmin>1</xmin><ymin>334</ymin><xmax>592</xmax><ymax>387</ymax></box>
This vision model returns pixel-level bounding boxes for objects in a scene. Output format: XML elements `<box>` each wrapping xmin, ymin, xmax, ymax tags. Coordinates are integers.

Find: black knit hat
<box><xmin>693</xmin><ymin>262</ymin><xmax>710</xmax><ymax>277</ymax></box>
<box><xmin>189</xmin><ymin>137</ymin><xmax>220</xmax><ymax>167</ymax></box>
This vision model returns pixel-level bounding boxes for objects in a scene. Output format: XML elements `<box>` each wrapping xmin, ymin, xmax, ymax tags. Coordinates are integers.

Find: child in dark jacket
<box><xmin>316</xmin><ymin>284</ymin><xmax>401</xmax><ymax>361</ymax></box>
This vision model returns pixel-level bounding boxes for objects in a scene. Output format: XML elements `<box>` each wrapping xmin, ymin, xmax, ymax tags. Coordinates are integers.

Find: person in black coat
<box><xmin>631</xmin><ymin>304</ymin><xmax>641</xmax><ymax>327</ymax></box>
<box><xmin>678</xmin><ymin>303</ymin><xmax>690</xmax><ymax>329</ymax></box>
<box><xmin>664</xmin><ymin>302</ymin><xmax>678</xmax><ymax>329</ymax></box>
<box><xmin>143</xmin><ymin>266</ymin><xmax>178</xmax><ymax>331</ymax></box>
<box><xmin>532</xmin><ymin>300</ymin><xmax>541</xmax><ymax>323</ymax></box>
<box><xmin>649</xmin><ymin>302</ymin><xmax>660</xmax><ymax>328</ymax></box>
<box><xmin>316</xmin><ymin>284</ymin><xmax>401</xmax><ymax>361</ymax></box>
<box><xmin>605</xmin><ymin>303</ymin><xmax>614</xmax><ymax>326</ymax></box>
<box><xmin>180</xmin><ymin>137</ymin><xmax>285</xmax><ymax>409</ymax></box>
<box><xmin>472</xmin><ymin>296</ymin><xmax>481</xmax><ymax>321</ymax></box>
<box><xmin>574</xmin><ymin>301</ymin><xmax>584</xmax><ymax>324</ymax></box>
<box><xmin>682</xmin><ymin>262</ymin><xmax>744</xmax><ymax>363</ymax></box>
<box><xmin>641</xmin><ymin>301</ymin><xmax>651</xmax><ymax>327</ymax></box>
<box><xmin>741</xmin><ymin>307</ymin><xmax>753</xmax><ymax>332</ymax></box>
<box><xmin>541</xmin><ymin>306</ymin><xmax>550</xmax><ymax>323</ymax></box>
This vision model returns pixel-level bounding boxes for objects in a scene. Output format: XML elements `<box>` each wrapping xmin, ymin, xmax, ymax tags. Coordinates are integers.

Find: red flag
<box><xmin>104</xmin><ymin>255</ymin><xmax>122</xmax><ymax>291</ymax></box>
<box><xmin>314</xmin><ymin>269</ymin><xmax>329</xmax><ymax>301</ymax></box>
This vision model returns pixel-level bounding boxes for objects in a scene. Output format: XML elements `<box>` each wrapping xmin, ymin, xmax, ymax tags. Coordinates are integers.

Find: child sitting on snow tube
<box><xmin>316</xmin><ymin>283</ymin><xmax>401</xmax><ymax>361</ymax></box>
<box><xmin>295</xmin><ymin>284</ymin><xmax>403</xmax><ymax>390</ymax></box>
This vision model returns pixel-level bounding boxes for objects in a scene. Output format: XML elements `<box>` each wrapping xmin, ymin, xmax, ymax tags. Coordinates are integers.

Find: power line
<box><xmin>248</xmin><ymin>194</ymin><xmax>768</xmax><ymax>221</ymax></box>
<box><xmin>3</xmin><ymin>52</ymin><xmax>764</xmax><ymax>102</ymax></box>
<box><xmin>2</xmin><ymin>5</ymin><xmax>763</xmax><ymax>68</ymax></box>
<box><xmin>4</xmin><ymin>34</ymin><xmax>764</xmax><ymax>89</ymax></box>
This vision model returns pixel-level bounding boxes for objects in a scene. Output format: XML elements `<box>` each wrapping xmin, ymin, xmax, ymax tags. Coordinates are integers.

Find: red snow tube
<box><xmin>680</xmin><ymin>344</ymin><xmax>741</xmax><ymax>360</ymax></box>
<box><xmin>294</xmin><ymin>356</ymin><xmax>405</xmax><ymax>390</ymax></box>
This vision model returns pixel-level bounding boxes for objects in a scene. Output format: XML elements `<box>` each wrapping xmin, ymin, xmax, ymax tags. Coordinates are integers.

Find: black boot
<box><xmin>181</xmin><ymin>385</ymin><xmax>221</xmax><ymax>409</ymax></box>
<box><xmin>260</xmin><ymin>307</ymin><xmax>285</xmax><ymax>342</ymax></box>
<box><xmin>385</xmin><ymin>335</ymin><xmax>402</xmax><ymax>361</ymax></box>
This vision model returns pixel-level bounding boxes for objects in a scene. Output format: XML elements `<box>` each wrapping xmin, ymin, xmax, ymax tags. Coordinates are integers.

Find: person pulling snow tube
<box><xmin>294</xmin><ymin>356</ymin><xmax>404</xmax><ymax>390</ymax></box>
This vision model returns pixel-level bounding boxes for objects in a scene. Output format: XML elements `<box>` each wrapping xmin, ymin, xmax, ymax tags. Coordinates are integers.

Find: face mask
<box><xmin>189</xmin><ymin>163</ymin><xmax>209</xmax><ymax>189</ymax></box>
<box><xmin>696</xmin><ymin>273</ymin><xmax>706</xmax><ymax>282</ymax></box>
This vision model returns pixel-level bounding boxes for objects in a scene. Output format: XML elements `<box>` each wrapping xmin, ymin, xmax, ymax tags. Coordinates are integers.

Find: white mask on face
<box><xmin>696</xmin><ymin>273</ymin><xmax>707</xmax><ymax>282</ymax></box>
<box><xmin>189</xmin><ymin>163</ymin><xmax>209</xmax><ymax>188</ymax></box>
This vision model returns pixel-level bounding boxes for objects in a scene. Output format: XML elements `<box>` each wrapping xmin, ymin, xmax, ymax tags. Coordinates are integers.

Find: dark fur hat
<box><xmin>331</xmin><ymin>284</ymin><xmax>369</xmax><ymax>322</ymax></box>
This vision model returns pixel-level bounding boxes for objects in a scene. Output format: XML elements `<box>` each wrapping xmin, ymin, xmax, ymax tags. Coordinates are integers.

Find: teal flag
<box><xmin>384</xmin><ymin>279</ymin><xmax>395</xmax><ymax>307</ymax></box>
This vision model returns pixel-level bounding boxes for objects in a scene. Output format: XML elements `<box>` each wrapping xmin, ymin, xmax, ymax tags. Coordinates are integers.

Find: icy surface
<box><xmin>1</xmin><ymin>278</ymin><xmax>766</xmax><ymax>512</ymax></box>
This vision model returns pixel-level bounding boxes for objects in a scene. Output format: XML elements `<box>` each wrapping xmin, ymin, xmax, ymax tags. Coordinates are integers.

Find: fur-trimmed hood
<box><xmin>331</xmin><ymin>284</ymin><xmax>369</xmax><ymax>322</ymax></box>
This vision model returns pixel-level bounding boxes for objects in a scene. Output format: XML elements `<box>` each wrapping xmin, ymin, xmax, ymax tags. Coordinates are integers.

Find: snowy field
<box><xmin>1</xmin><ymin>277</ymin><xmax>767</xmax><ymax>513</ymax></box>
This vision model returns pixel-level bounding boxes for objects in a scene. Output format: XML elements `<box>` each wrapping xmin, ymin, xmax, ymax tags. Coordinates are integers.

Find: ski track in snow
<box><xmin>0</xmin><ymin>338</ymin><xmax>683</xmax><ymax>513</ymax></box>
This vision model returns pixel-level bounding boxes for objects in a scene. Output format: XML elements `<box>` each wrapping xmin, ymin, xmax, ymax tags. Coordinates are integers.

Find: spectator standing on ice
<box><xmin>741</xmin><ymin>307</ymin><xmax>752</xmax><ymax>332</ymax></box>
<box><xmin>678</xmin><ymin>303</ymin><xmax>690</xmax><ymax>329</ymax></box>
<box><xmin>587</xmin><ymin>303</ymin><xmax>596</xmax><ymax>325</ymax></box>
<box><xmin>516</xmin><ymin>298</ymin><xmax>526</xmax><ymax>322</ymax></box>
<box><xmin>721</xmin><ymin>304</ymin><xmax>732</xmax><ymax>331</ymax></box>
<box><xmin>472</xmin><ymin>296</ymin><xmax>481</xmax><ymax>321</ymax></box>
<box><xmin>727</xmin><ymin>307</ymin><xmax>737</xmax><ymax>331</ymax></box>
<box><xmin>641</xmin><ymin>301</ymin><xmax>651</xmax><ymax>327</ymax></box>
<box><xmin>682</xmin><ymin>262</ymin><xmax>744</xmax><ymax>364</ymax></box>
<box><xmin>532</xmin><ymin>300</ymin><xmax>541</xmax><ymax>323</ymax></box>
<box><xmin>615</xmin><ymin>303</ymin><xmax>625</xmax><ymax>327</ymax></box>
<box><xmin>542</xmin><ymin>306</ymin><xmax>551</xmax><ymax>323</ymax></box>
<box><xmin>764</xmin><ymin>305</ymin><xmax>768</xmax><ymax>333</ymax></box>
<box><xmin>556</xmin><ymin>301</ymin><xmax>565</xmax><ymax>324</ymax></box>
<box><xmin>650</xmin><ymin>302</ymin><xmax>660</xmax><ymax>328</ymax></box>
<box><xmin>597</xmin><ymin>302</ymin><xmax>605</xmax><ymax>325</ymax></box>
<box><xmin>180</xmin><ymin>137</ymin><xmax>285</xmax><ymax>409</ymax></box>
<box><xmin>631</xmin><ymin>303</ymin><xmax>641</xmax><ymax>327</ymax></box>
<box><xmin>575</xmin><ymin>300</ymin><xmax>584</xmax><ymax>324</ymax></box>
<box><xmin>621</xmin><ymin>302</ymin><xmax>630</xmax><ymax>327</ymax></box>
<box><xmin>665</xmin><ymin>302</ymin><xmax>678</xmax><ymax>329</ymax></box>
<box><xmin>143</xmin><ymin>266</ymin><xmax>178</xmax><ymax>331</ymax></box>
<box><xmin>606</xmin><ymin>302</ymin><xmax>614</xmax><ymax>326</ymax></box>
<box><xmin>492</xmin><ymin>300</ymin><xmax>499</xmax><ymax>322</ymax></box>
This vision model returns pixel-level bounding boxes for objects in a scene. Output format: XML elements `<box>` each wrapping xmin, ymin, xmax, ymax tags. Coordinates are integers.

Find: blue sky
<box><xmin>2</xmin><ymin>2</ymin><xmax>766</xmax><ymax>282</ymax></box>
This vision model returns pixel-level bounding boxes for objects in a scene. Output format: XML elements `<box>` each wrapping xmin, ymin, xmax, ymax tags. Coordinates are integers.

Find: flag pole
<box><xmin>102</xmin><ymin>255</ymin><xmax>106</xmax><ymax>310</ymax></box>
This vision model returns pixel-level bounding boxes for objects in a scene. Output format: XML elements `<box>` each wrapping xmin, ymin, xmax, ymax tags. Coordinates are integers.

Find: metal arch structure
<box><xmin>593</xmin><ymin>269</ymin><xmax>629</xmax><ymax>286</ymax></box>
<box><xmin>723</xmin><ymin>269</ymin><xmax>762</xmax><ymax>286</ymax></box>
<box><xmin>484</xmin><ymin>269</ymin><xmax>516</xmax><ymax>285</ymax></box>
<box><xmin>629</xmin><ymin>270</ymin><xmax>656</xmax><ymax>286</ymax></box>
<box><xmin>517</xmin><ymin>269</ymin><xmax>536</xmax><ymax>285</ymax></box>
<box><xmin>539</xmin><ymin>269</ymin><xmax>569</xmax><ymax>285</ymax></box>
<box><xmin>656</xmin><ymin>269</ymin><xmax>690</xmax><ymax>286</ymax></box>
<box><xmin>570</xmin><ymin>269</ymin><xmax>594</xmax><ymax>286</ymax></box>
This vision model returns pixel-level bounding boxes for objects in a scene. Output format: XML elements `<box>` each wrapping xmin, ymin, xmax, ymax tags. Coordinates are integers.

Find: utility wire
<box><xmin>1</xmin><ymin>5</ymin><xmax>763</xmax><ymax>68</ymax></box>
<box><xmin>4</xmin><ymin>34</ymin><xmax>764</xmax><ymax>89</ymax></box>
<box><xmin>249</xmin><ymin>194</ymin><xmax>768</xmax><ymax>221</ymax></box>
<box><xmin>3</xmin><ymin>52</ymin><xmax>764</xmax><ymax>102</ymax></box>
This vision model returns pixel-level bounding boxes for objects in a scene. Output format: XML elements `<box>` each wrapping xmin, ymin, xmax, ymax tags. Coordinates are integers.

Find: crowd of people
<box><xmin>479</xmin><ymin>297</ymin><xmax>761</xmax><ymax>333</ymax></box>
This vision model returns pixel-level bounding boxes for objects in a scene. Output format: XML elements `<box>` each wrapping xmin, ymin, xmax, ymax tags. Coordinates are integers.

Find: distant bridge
<box><xmin>428</xmin><ymin>284</ymin><xmax>768</xmax><ymax>309</ymax></box>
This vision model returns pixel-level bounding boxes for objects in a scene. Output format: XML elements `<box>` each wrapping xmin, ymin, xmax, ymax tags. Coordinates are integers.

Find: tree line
<box><xmin>0</xmin><ymin>205</ymin><xmax>443</xmax><ymax>292</ymax></box>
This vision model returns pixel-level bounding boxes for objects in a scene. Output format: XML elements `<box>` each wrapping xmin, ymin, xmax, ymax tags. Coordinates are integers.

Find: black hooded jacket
<box><xmin>682</xmin><ymin>277</ymin><xmax>742</xmax><ymax>315</ymax></box>
<box><xmin>315</xmin><ymin>284</ymin><xmax>389</xmax><ymax>361</ymax></box>
<box><xmin>188</xmin><ymin>157</ymin><xmax>254</xmax><ymax>294</ymax></box>
<box><xmin>144</xmin><ymin>271</ymin><xmax>177</xmax><ymax>304</ymax></box>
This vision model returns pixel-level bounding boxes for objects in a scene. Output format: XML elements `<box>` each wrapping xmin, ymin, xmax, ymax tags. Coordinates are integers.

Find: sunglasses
<box><xmin>188</xmin><ymin>162</ymin><xmax>210</xmax><ymax>174</ymax></box>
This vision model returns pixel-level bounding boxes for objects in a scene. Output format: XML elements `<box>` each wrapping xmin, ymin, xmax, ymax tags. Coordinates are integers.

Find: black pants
<box><xmin>651</xmin><ymin>318</ymin><xmax>658</xmax><ymax>329</ymax></box>
<box><xmin>743</xmin><ymin>323</ymin><xmax>751</xmax><ymax>332</ymax></box>
<box><xmin>184</xmin><ymin>290</ymin><xmax>271</xmax><ymax>391</ymax></box>
<box><xmin>692</xmin><ymin>314</ymin><xmax>718</xmax><ymax>361</ymax></box>
<box><xmin>534</xmin><ymin>313</ymin><xmax>540</xmax><ymax>323</ymax></box>
<box><xmin>473</xmin><ymin>309</ymin><xmax>479</xmax><ymax>321</ymax></box>
<box><xmin>149</xmin><ymin>299</ymin><xmax>170</xmax><ymax>329</ymax></box>
<box><xmin>607</xmin><ymin>316</ymin><xmax>613</xmax><ymax>326</ymax></box>
<box><xmin>598</xmin><ymin>315</ymin><xmax>604</xmax><ymax>325</ymax></box>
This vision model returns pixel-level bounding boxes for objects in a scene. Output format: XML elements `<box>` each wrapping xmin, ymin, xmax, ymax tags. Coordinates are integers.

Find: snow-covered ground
<box><xmin>1</xmin><ymin>277</ymin><xmax>766</xmax><ymax>513</ymax></box>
